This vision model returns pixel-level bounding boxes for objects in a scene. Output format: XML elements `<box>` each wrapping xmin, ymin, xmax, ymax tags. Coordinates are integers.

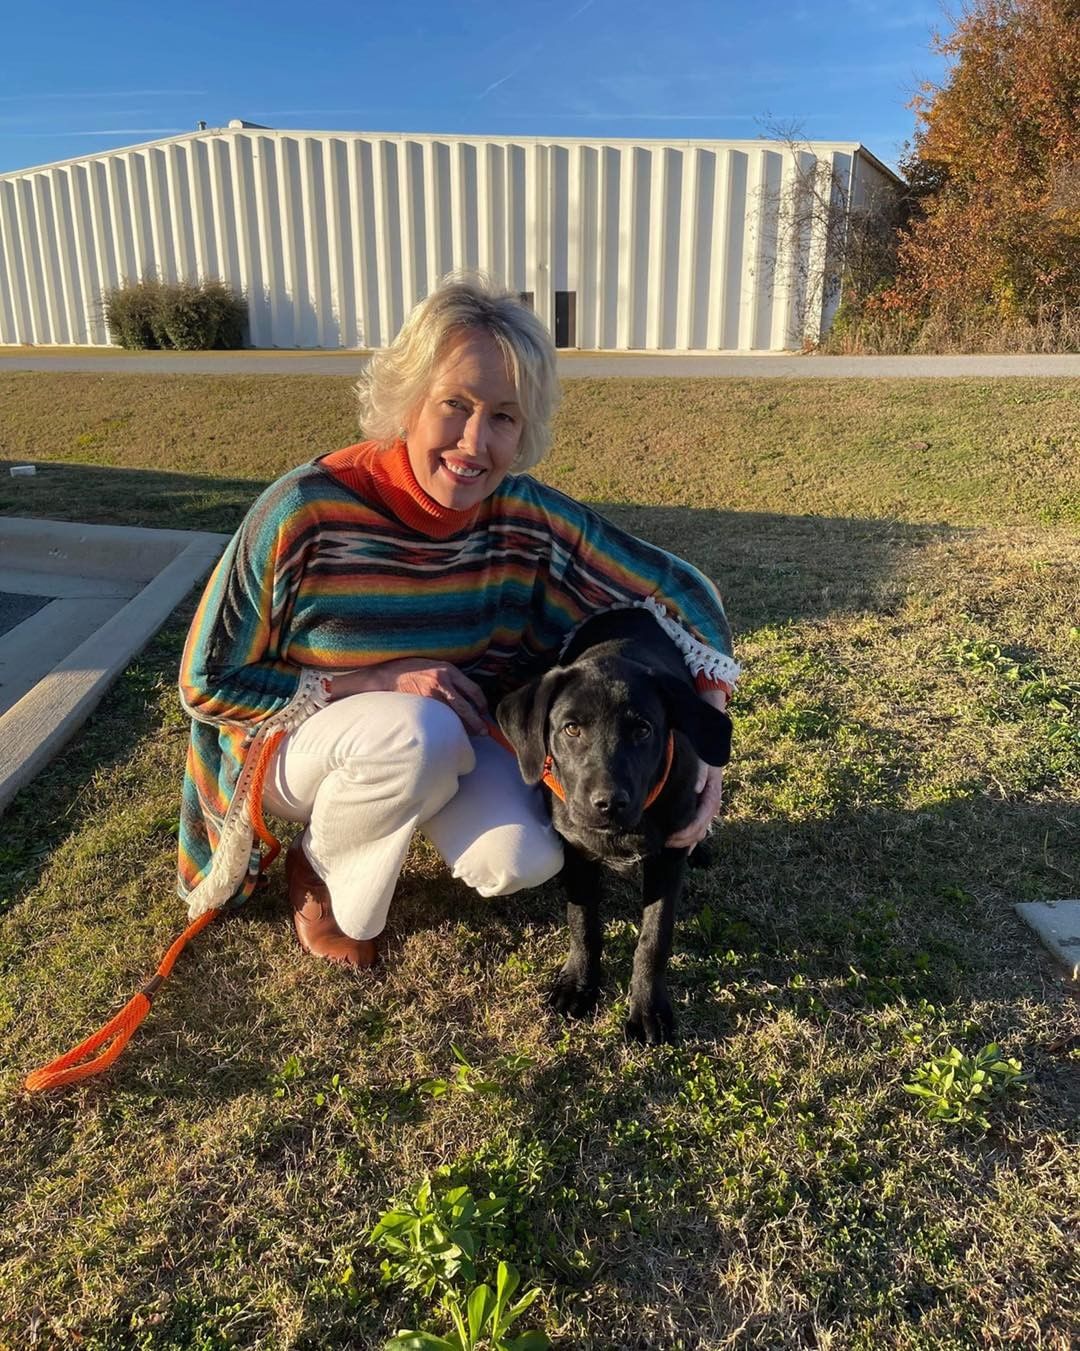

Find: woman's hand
<box><xmin>327</xmin><ymin>659</ymin><xmax>490</xmax><ymax>735</ymax></box>
<box><xmin>665</xmin><ymin>687</ymin><xmax>728</xmax><ymax>850</ymax></box>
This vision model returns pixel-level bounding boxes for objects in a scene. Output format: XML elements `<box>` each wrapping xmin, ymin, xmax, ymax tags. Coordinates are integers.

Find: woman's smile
<box><xmin>441</xmin><ymin>457</ymin><xmax>485</xmax><ymax>480</ymax></box>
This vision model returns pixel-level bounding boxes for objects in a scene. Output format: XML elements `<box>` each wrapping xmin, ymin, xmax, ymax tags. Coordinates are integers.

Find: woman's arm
<box><xmin>179</xmin><ymin>482</ymin><xmax>325</xmax><ymax>728</ymax></box>
<box><xmin>526</xmin><ymin>480</ymin><xmax>740</xmax><ymax>689</ymax></box>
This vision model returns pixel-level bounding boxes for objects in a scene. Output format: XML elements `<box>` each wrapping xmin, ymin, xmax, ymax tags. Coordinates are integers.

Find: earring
<box><xmin>397</xmin><ymin>426</ymin><xmax>407</xmax><ymax>441</ymax></box>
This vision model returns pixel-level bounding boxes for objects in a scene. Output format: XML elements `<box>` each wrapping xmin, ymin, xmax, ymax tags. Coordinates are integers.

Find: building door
<box><xmin>554</xmin><ymin>291</ymin><xmax>577</xmax><ymax>348</ymax></box>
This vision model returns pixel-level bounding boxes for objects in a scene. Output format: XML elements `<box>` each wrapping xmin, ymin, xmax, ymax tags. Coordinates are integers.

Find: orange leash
<box><xmin>24</xmin><ymin>729</ymin><xmax>285</xmax><ymax>1094</ymax></box>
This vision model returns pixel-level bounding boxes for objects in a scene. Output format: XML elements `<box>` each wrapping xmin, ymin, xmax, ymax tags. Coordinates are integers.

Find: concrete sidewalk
<box><xmin>0</xmin><ymin>518</ymin><xmax>228</xmax><ymax>813</ymax></box>
<box><xmin>2</xmin><ymin>349</ymin><xmax>1080</xmax><ymax>378</ymax></box>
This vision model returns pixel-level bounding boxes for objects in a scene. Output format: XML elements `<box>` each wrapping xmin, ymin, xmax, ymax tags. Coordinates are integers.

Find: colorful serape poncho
<box><xmin>178</xmin><ymin>441</ymin><xmax>740</xmax><ymax>918</ymax></box>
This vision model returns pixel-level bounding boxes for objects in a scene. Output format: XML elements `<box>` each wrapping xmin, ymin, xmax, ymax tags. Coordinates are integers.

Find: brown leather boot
<box><xmin>285</xmin><ymin>838</ymin><xmax>379</xmax><ymax>968</ymax></box>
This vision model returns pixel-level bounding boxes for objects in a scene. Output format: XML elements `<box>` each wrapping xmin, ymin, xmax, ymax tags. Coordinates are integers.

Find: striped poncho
<box><xmin>178</xmin><ymin>441</ymin><xmax>740</xmax><ymax>918</ymax></box>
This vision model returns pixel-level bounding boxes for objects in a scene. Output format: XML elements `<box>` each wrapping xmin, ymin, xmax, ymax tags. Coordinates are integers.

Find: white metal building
<box><xmin>0</xmin><ymin>123</ymin><xmax>899</xmax><ymax>351</ymax></box>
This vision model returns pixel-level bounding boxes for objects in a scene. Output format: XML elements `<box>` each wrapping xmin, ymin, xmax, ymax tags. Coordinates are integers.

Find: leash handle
<box><xmin>24</xmin><ymin>907</ymin><xmax>222</xmax><ymax>1092</ymax></box>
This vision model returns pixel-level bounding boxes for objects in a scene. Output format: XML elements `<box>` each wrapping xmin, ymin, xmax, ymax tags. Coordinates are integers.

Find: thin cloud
<box><xmin>259</xmin><ymin>108</ymin><xmax>381</xmax><ymax>117</ymax></box>
<box><xmin>500</xmin><ymin>112</ymin><xmax>765</xmax><ymax>121</ymax></box>
<box><xmin>0</xmin><ymin>90</ymin><xmax>206</xmax><ymax>103</ymax></box>
<box><xmin>479</xmin><ymin>0</ymin><xmax>599</xmax><ymax>100</ymax></box>
<box><xmin>0</xmin><ymin>128</ymin><xmax>186</xmax><ymax>138</ymax></box>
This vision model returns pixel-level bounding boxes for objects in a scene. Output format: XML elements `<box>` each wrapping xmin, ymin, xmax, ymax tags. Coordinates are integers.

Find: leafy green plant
<box><xmin>419</xmin><ymin>1045</ymin><xmax>533</xmax><ymax>1099</ymax></box>
<box><xmin>385</xmin><ymin>1261</ymin><xmax>550</xmax><ymax>1351</ymax></box>
<box><xmin>904</xmin><ymin>1042</ymin><xmax>1026</xmax><ymax>1132</ymax></box>
<box><xmin>419</xmin><ymin>1044</ymin><xmax>499</xmax><ymax>1098</ymax></box>
<box><xmin>946</xmin><ymin>639</ymin><xmax>1078</xmax><ymax>715</ymax></box>
<box><xmin>268</xmin><ymin>1052</ymin><xmax>305</xmax><ymax>1097</ymax></box>
<box><xmin>370</xmin><ymin>1178</ymin><xmax>508</xmax><ymax>1297</ymax></box>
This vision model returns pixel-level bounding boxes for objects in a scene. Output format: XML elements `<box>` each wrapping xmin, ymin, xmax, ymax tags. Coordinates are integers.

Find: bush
<box><xmin>103</xmin><ymin>277</ymin><xmax>247</xmax><ymax>350</ymax></box>
<box><xmin>199</xmin><ymin>279</ymin><xmax>247</xmax><ymax>349</ymax></box>
<box><xmin>102</xmin><ymin>278</ymin><xmax>166</xmax><ymax>349</ymax></box>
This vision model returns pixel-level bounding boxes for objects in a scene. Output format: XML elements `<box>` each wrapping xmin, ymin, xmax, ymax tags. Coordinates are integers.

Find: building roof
<box><xmin>0</xmin><ymin>124</ymin><xmax>904</xmax><ymax>186</ymax></box>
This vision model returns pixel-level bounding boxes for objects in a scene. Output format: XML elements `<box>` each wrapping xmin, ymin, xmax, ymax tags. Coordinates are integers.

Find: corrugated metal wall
<box><xmin>0</xmin><ymin>129</ymin><xmax>897</xmax><ymax>350</ymax></box>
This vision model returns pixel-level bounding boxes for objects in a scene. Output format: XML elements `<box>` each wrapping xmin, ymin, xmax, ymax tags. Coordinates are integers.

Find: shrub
<box><xmin>102</xmin><ymin>277</ymin><xmax>247</xmax><ymax>350</ymax></box>
<box><xmin>102</xmin><ymin>277</ymin><xmax>166</xmax><ymax>349</ymax></box>
<box><xmin>199</xmin><ymin>279</ymin><xmax>248</xmax><ymax>349</ymax></box>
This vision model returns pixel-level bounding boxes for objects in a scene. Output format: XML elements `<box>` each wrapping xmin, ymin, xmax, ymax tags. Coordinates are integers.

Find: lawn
<box><xmin>1</xmin><ymin>374</ymin><xmax>1078</xmax><ymax>1350</ymax></box>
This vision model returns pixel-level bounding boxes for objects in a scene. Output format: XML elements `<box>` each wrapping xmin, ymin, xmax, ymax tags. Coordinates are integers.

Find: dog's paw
<box><xmin>625</xmin><ymin>987</ymin><xmax>676</xmax><ymax>1045</ymax></box>
<box><xmin>548</xmin><ymin>964</ymin><xmax>601</xmax><ymax>1019</ymax></box>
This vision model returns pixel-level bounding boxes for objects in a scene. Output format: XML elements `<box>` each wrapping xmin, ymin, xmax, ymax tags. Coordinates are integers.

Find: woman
<box><xmin>178</xmin><ymin>276</ymin><xmax>740</xmax><ymax>967</ymax></box>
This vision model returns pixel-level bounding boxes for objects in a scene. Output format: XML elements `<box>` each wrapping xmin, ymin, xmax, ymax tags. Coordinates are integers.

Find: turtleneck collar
<box><xmin>321</xmin><ymin>441</ymin><xmax>484</xmax><ymax>540</ymax></box>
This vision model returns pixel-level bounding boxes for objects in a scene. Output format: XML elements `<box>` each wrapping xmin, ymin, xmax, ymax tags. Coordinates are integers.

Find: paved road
<box><xmin>2</xmin><ymin>349</ymin><xmax>1080</xmax><ymax>378</ymax></box>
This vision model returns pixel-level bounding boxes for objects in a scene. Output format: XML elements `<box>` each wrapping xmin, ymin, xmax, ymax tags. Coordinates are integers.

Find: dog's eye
<box><xmin>630</xmin><ymin>720</ymin><xmax>653</xmax><ymax>742</ymax></box>
<box><xmin>563</xmin><ymin>722</ymin><xmax>582</xmax><ymax>738</ymax></box>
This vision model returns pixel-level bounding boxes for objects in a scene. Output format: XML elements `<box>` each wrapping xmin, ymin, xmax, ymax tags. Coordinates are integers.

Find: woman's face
<box><xmin>404</xmin><ymin>328</ymin><xmax>524</xmax><ymax>510</ymax></box>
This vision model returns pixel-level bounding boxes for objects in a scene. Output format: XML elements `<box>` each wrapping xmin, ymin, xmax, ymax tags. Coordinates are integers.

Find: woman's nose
<box><xmin>459</xmin><ymin>410</ymin><xmax>488</xmax><ymax>452</ymax></box>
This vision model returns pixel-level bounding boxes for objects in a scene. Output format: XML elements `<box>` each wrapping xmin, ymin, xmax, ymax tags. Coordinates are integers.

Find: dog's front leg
<box><xmin>549</xmin><ymin>844</ymin><xmax>604</xmax><ymax>1019</ymax></box>
<box><xmin>626</xmin><ymin>848</ymin><xmax>687</xmax><ymax>1045</ymax></box>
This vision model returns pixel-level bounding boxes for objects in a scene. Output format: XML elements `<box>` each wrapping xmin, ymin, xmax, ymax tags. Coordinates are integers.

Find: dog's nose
<box><xmin>591</xmin><ymin>788</ymin><xmax>630</xmax><ymax>818</ymax></box>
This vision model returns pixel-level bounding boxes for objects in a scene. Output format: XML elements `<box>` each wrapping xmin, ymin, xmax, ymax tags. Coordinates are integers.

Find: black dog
<box><xmin>497</xmin><ymin>609</ymin><xmax>732</xmax><ymax>1044</ymax></box>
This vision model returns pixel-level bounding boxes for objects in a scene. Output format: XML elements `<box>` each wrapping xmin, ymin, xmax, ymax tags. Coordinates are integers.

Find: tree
<box><xmin>887</xmin><ymin>0</ymin><xmax>1080</xmax><ymax>331</ymax></box>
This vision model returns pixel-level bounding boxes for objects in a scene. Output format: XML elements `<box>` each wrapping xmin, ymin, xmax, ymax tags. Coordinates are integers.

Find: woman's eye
<box><xmin>495</xmin><ymin>411</ymin><xmax>516</xmax><ymax>424</ymax></box>
<box><xmin>563</xmin><ymin>722</ymin><xmax>581</xmax><ymax>738</ymax></box>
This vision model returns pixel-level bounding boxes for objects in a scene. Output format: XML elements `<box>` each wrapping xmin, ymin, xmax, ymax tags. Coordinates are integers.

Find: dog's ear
<box><xmin>653</xmin><ymin>674</ymin><xmax>732</xmax><ymax>767</ymax></box>
<box><xmin>496</xmin><ymin>669</ymin><xmax>566</xmax><ymax>784</ymax></box>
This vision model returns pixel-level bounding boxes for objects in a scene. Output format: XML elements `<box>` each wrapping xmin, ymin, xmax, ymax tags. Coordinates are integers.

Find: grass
<box><xmin>820</xmin><ymin>307</ymin><xmax>1080</xmax><ymax>357</ymax></box>
<box><xmin>0</xmin><ymin>372</ymin><xmax>1078</xmax><ymax>532</ymax></box>
<box><xmin>1</xmin><ymin>374</ymin><xmax>1078</xmax><ymax>1349</ymax></box>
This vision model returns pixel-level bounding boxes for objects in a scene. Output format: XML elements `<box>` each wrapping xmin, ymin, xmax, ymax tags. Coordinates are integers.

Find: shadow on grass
<box><xmin>0</xmin><ymin>459</ymin><xmax>964</xmax><ymax>626</ymax></box>
<box><xmin>594</xmin><ymin>499</ymin><xmax>964</xmax><ymax>630</ymax></box>
<box><xmin>448</xmin><ymin>789</ymin><xmax>1072</xmax><ymax>1053</ymax></box>
<box><xmin>382</xmin><ymin>793</ymin><xmax>1076</xmax><ymax>1345</ymax></box>
<box><xmin>0</xmin><ymin>460</ymin><xmax>265</xmax><ymax>534</ymax></box>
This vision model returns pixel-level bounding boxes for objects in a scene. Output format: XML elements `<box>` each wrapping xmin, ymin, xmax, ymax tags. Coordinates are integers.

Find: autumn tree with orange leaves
<box><xmin>887</xmin><ymin>0</ymin><xmax>1080</xmax><ymax>335</ymax></box>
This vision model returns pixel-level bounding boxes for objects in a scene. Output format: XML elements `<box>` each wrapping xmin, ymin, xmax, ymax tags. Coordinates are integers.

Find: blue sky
<box><xmin>0</xmin><ymin>0</ymin><xmax>948</xmax><ymax>176</ymax></box>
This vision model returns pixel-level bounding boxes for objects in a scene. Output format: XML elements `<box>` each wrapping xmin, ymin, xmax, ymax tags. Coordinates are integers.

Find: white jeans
<box><xmin>262</xmin><ymin>691</ymin><xmax>564</xmax><ymax>940</ymax></box>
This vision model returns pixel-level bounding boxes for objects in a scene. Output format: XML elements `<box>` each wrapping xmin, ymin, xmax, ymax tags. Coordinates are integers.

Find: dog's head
<box><xmin>497</xmin><ymin>656</ymin><xmax>731</xmax><ymax>833</ymax></box>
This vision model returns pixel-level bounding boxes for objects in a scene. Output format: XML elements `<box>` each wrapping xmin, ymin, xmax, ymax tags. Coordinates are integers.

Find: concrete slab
<box><xmin>0</xmin><ymin>595</ymin><xmax>126</xmax><ymax>716</ymax></box>
<box><xmin>0</xmin><ymin>566</ymin><xmax>136</xmax><ymax>600</ymax></box>
<box><xmin>1015</xmin><ymin>900</ymin><xmax>1080</xmax><ymax>980</ymax></box>
<box><xmin>0</xmin><ymin>518</ymin><xmax>229</xmax><ymax>813</ymax></box>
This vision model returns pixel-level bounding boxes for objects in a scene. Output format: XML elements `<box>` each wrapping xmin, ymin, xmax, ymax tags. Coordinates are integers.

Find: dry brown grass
<box><xmin>0</xmin><ymin>371</ymin><xmax>1078</xmax><ymax>532</ymax></box>
<box><xmin>821</xmin><ymin>307</ymin><xmax>1080</xmax><ymax>356</ymax></box>
<box><xmin>0</xmin><ymin>375</ymin><xmax>1077</xmax><ymax>1348</ymax></box>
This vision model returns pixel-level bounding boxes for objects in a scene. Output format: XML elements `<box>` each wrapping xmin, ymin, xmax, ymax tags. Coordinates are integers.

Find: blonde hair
<box><xmin>356</xmin><ymin>273</ymin><xmax>560</xmax><ymax>470</ymax></box>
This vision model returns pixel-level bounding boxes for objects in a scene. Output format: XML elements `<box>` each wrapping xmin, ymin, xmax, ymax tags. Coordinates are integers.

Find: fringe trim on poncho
<box><xmin>558</xmin><ymin>597</ymin><xmax>741</xmax><ymax>687</ymax></box>
<box><xmin>184</xmin><ymin>668</ymin><xmax>330</xmax><ymax>919</ymax></box>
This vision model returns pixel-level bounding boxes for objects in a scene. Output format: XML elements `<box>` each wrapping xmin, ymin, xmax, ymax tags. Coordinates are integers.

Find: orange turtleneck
<box><xmin>319</xmin><ymin>440</ymin><xmax>483</xmax><ymax>540</ymax></box>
